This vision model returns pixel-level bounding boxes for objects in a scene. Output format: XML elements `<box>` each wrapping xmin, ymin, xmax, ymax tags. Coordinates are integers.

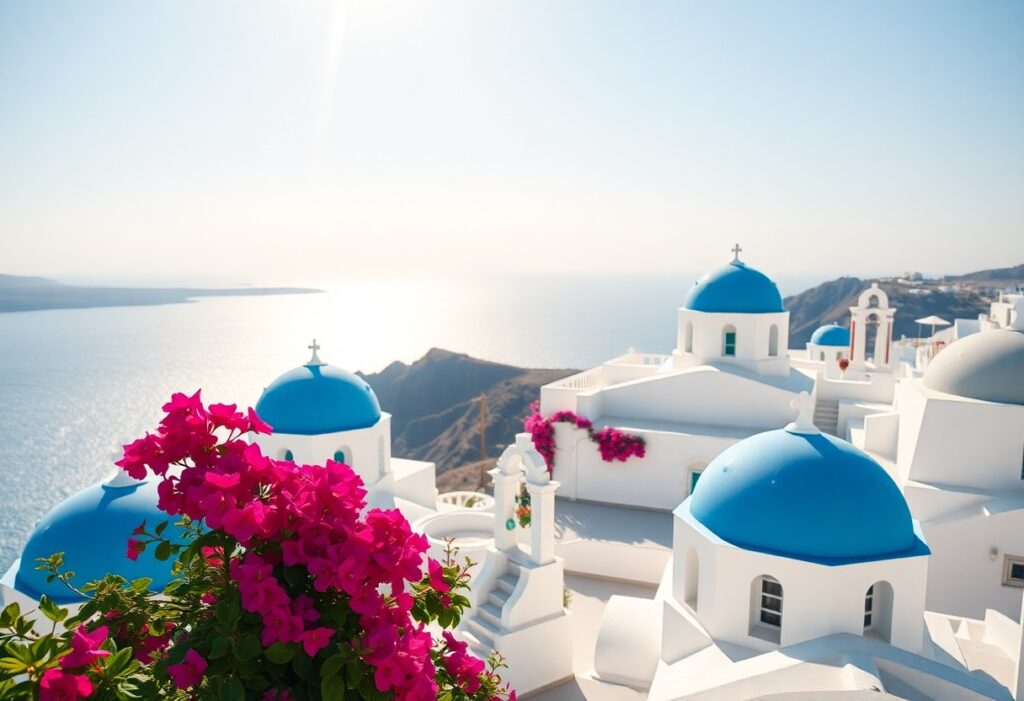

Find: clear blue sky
<box><xmin>1</xmin><ymin>1</ymin><xmax>1022</xmax><ymax>284</ymax></box>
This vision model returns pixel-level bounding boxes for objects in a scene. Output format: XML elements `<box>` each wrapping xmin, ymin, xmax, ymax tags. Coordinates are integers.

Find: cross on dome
<box><xmin>785</xmin><ymin>391</ymin><xmax>819</xmax><ymax>435</ymax></box>
<box><xmin>306</xmin><ymin>339</ymin><xmax>324</xmax><ymax>366</ymax></box>
<box><xmin>731</xmin><ymin>243</ymin><xmax>743</xmax><ymax>263</ymax></box>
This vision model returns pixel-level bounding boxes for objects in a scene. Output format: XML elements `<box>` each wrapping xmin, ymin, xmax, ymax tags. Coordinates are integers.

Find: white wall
<box><xmin>578</xmin><ymin>368</ymin><xmax>804</xmax><ymax>431</ymax></box>
<box><xmin>898</xmin><ymin>388</ymin><xmax>1024</xmax><ymax>491</ymax></box>
<box><xmin>552</xmin><ymin>422</ymin><xmax>739</xmax><ymax>511</ymax></box>
<box><xmin>253</xmin><ymin>413</ymin><xmax>392</xmax><ymax>488</ymax></box>
<box><xmin>672</xmin><ymin>503</ymin><xmax>927</xmax><ymax>654</ymax></box>
<box><xmin>676</xmin><ymin>309</ymin><xmax>790</xmax><ymax>377</ymax></box>
<box><xmin>912</xmin><ymin>503</ymin><xmax>1024</xmax><ymax>620</ymax></box>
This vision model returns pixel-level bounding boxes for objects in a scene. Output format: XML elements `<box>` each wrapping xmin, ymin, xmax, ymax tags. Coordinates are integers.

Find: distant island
<box><xmin>0</xmin><ymin>274</ymin><xmax>321</xmax><ymax>313</ymax></box>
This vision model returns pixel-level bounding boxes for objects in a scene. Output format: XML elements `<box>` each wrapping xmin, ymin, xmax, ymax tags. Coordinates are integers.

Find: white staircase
<box><xmin>462</xmin><ymin>561</ymin><xmax>521</xmax><ymax>656</ymax></box>
<box><xmin>813</xmin><ymin>397</ymin><xmax>840</xmax><ymax>436</ymax></box>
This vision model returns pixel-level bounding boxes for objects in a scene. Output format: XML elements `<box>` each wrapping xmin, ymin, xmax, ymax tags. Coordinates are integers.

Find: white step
<box><xmin>467</xmin><ymin>615</ymin><xmax>500</xmax><ymax>644</ymax></box>
<box><xmin>496</xmin><ymin>574</ymin><xmax>518</xmax><ymax>594</ymax></box>
<box><xmin>487</xmin><ymin>590</ymin><xmax>510</xmax><ymax>608</ymax></box>
<box><xmin>479</xmin><ymin>602</ymin><xmax>503</xmax><ymax>627</ymax></box>
<box><xmin>461</xmin><ymin>630</ymin><xmax>493</xmax><ymax>656</ymax></box>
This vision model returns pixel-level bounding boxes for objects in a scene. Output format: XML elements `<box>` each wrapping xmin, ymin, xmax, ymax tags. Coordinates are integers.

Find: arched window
<box><xmin>750</xmin><ymin>575</ymin><xmax>783</xmax><ymax>643</ymax></box>
<box><xmin>378</xmin><ymin>435</ymin><xmax>387</xmax><ymax>477</ymax></box>
<box><xmin>281</xmin><ymin>449</ymin><xmax>294</xmax><ymax>461</ymax></box>
<box><xmin>333</xmin><ymin>445</ymin><xmax>353</xmax><ymax>467</ymax></box>
<box><xmin>686</xmin><ymin>462</ymin><xmax>706</xmax><ymax>496</ymax></box>
<box><xmin>684</xmin><ymin>321</ymin><xmax>694</xmax><ymax>353</ymax></box>
<box><xmin>768</xmin><ymin>325</ymin><xmax>779</xmax><ymax>357</ymax></box>
<box><xmin>684</xmin><ymin>547</ymin><xmax>700</xmax><ymax>610</ymax></box>
<box><xmin>820</xmin><ymin>351</ymin><xmax>826</xmax><ymax>361</ymax></box>
<box><xmin>722</xmin><ymin>325</ymin><xmax>737</xmax><ymax>357</ymax></box>
<box><xmin>864</xmin><ymin>581</ymin><xmax>893</xmax><ymax>642</ymax></box>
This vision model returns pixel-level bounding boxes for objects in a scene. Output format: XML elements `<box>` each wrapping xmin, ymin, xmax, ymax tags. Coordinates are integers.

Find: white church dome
<box><xmin>922</xmin><ymin>328</ymin><xmax>1024</xmax><ymax>406</ymax></box>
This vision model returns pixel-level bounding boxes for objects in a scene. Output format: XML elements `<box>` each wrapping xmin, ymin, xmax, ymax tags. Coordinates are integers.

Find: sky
<box><xmin>1</xmin><ymin>0</ymin><xmax>1022</xmax><ymax>285</ymax></box>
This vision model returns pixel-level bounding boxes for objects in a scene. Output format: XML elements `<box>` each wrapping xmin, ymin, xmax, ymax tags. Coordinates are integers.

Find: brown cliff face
<box><xmin>359</xmin><ymin>348</ymin><xmax>574</xmax><ymax>474</ymax></box>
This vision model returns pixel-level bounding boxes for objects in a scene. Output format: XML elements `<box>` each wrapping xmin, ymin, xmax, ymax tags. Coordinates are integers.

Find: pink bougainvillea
<box><xmin>523</xmin><ymin>402</ymin><xmax>645</xmax><ymax>472</ymax></box>
<box><xmin>2</xmin><ymin>391</ymin><xmax>512</xmax><ymax>700</ymax></box>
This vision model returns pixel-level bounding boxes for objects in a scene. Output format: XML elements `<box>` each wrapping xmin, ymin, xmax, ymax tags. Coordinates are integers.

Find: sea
<box><xmin>0</xmin><ymin>272</ymin><xmax>821</xmax><ymax>570</ymax></box>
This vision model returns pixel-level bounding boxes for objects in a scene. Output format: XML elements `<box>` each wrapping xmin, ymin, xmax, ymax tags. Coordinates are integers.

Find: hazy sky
<box><xmin>1</xmin><ymin>1</ymin><xmax>1022</xmax><ymax>285</ymax></box>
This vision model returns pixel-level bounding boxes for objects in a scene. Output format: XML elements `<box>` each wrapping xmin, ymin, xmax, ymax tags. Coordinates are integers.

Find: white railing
<box><xmin>549</xmin><ymin>368</ymin><xmax>603</xmax><ymax>391</ymax></box>
<box><xmin>437</xmin><ymin>491</ymin><xmax>494</xmax><ymax>511</ymax></box>
<box><xmin>608</xmin><ymin>352</ymin><xmax>670</xmax><ymax>367</ymax></box>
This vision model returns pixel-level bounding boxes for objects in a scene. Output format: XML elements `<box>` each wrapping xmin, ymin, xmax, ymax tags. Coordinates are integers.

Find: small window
<box><xmin>688</xmin><ymin>469</ymin><xmax>703</xmax><ymax>495</ymax></box>
<box><xmin>759</xmin><ymin>577</ymin><xmax>783</xmax><ymax>628</ymax></box>
<box><xmin>282</xmin><ymin>449</ymin><xmax>294</xmax><ymax>461</ymax></box>
<box><xmin>768</xmin><ymin>324</ymin><xmax>779</xmax><ymax>357</ymax></box>
<box><xmin>723</xmin><ymin>326</ymin><xmax>737</xmax><ymax>357</ymax></box>
<box><xmin>1003</xmin><ymin>555</ymin><xmax>1024</xmax><ymax>588</ymax></box>
<box><xmin>864</xmin><ymin>585</ymin><xmax>874</xmax><ymax>629</ymax></box>
<box><xmin>333</xmin><ymin>450</ymin><xmax>346</xmax><ymax>463</ymax></box>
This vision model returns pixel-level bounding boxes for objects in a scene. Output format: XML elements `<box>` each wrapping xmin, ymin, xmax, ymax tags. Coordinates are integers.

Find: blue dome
<box><xmin>684</xmin><ymin>261</ymin><xmax>785</xmax><ymax>314</ymax></box>
<box><xmin>15</xmin><ymin>479</ymin><xmax>180</xmax><ymax>604</ymax></box>
<box><xmin>689</xmin><ymin>429</ymin><xmax>926</xmax><ymax>564</ymax></box>
<box><xmin>810</xmin><ymin>324</ymin><xmax>851</xmax><ymax>347</ymax></box>
<box><xmin>256</xmin><ymin>363</ymin><xmax>381</xmax><ymax>435</ymax></box>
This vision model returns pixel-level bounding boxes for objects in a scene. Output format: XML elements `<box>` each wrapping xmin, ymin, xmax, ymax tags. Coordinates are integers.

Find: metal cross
<box><xmin>731</xmin><ymin>243</ymin><xmax>743</xmax><ymax>262</ymax></box>
<box><xmin>307</xmin><ymin>339</ymin><xmax>324</xmax><ymax>366</ymax></box>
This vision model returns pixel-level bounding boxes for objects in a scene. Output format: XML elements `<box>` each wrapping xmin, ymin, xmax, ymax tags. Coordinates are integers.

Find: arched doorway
<box><xmin>684</xmin><ymin>547</ymin><xmax>699</xmax><ymax>610</ymax></box>
<box><xmin>864</xmin><ymin>581</ymin><xmax>894</xmax><ymax>642</ymax></box>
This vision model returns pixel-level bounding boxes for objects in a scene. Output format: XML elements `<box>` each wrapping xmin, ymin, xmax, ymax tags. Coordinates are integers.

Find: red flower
<box><xmin>39</xmin><ymin>668</ymin><xmax>92</xmax><ymax>700</ymax></box>
<box><xmin>125</xmin><ymin>539</ymin><xmax>144</xmax><ymax>561</ymax></box>
<box><xmin>167</xmin><ymin>649</ymin><xmax>207</xmax><ymax>689</ymax></box>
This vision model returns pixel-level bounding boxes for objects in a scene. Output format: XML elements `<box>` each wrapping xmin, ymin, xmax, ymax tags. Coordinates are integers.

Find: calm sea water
<box><xmin>0</xmin><ymin>272</ymin><xmax>818</xmax><ymax>569</ymax></box>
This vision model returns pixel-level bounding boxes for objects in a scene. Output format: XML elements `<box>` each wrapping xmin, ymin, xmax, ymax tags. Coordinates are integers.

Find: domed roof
<box><xmin>684</xmin><ymin>260</ymin><xmax>785</xmax><ymax>314</ymax></box>
<box><xmin>810</xmin><ymin>324</ymin><xmax>851</xmax><ymax>347</ymax></box>
<box><xmin>15</xmin><ymin>477</ymin><xmax>179</xmax><ymax>603</ymax></box>
<box><xmin>922</xmin><ymin>329</ymin><xmax>1024</xmax><ymax>406</ymax></box>
<box><xmin>689</xmin><ymin>427</ymin><xmax>925</xmax><ymax>564</ymax></box>
<box><xmin>256</xmin><ymin>360</ymin><xmax>381</xmax><ymax>436</ymax></box>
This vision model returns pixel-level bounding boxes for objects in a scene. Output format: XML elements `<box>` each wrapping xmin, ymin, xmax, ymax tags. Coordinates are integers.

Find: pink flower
<box><xmin>39</xmin><ymin>668</ymin><xmax>92</xmax><ymax>700</ymax></box>
<box><xmin>261</xmin><ymin>691</ymin><xmax>297</xmax><ymax>701</ymax></box>
<box><xmin>428</xmin><ymin>559</ymin><xmax>451</xmax><ymax>593</ymax></box>
<box><xmin>301</xmin><ymin>626</ymin><xmax>334</xmax><ymax>657</ymax></box>
<box><xmin>126</xmin><ymin>539</ymin><xmax>144</xmax><ymax>561</ymax></box>
<box><xmin>61</xmin><ymin>625</ymin><xmax>110</xmax><ymax>669</ymax></box>
<box><xmin>167</xmin><ymin>648</ymin><xmax>207</xmax><ymax>689</ymax></box>
<box><xmin>247</xmin><ymin>407</ymin><xmax>273</xmax><ymax>434</ymax></box>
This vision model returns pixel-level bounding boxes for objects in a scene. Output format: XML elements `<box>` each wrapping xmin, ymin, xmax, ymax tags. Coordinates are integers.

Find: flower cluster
<box><xmin>0</xmin><ymin>390</ymin><xmax>512</xmax><ymax>701</ymax></box>
<box><xmin>523</xmin><ymin>402</ymin><xmax>646</xmax><ymax>471</ymax></box>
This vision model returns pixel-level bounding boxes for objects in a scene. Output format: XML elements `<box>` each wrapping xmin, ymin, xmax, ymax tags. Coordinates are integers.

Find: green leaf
<box><xmin>154</xmin><ymin>541</ymin><xmax>172</xmax><ymax>562</ymax></box>
<box><xmin>291</xmin><ymin>650</ymin><xmax>312</xmax><ymax>680</ymax></box>
<box><xmin>234</xmin><ymin>634</ymin><xmax>261</xmax><ymax>661</ymax></box>
<box><xmin>38</xmin><ymin>596</ymin><xmax>66</xmax><ymax>623</ymax></box>
<box><xmin>223</xmin><ymin>675</ymin><xmax>246</xmax><ymax>701</ymax></box>
<box><xmin>0</xmin><ymin>603</ymin><xmax>19</xmax><ymax>626</ymax></box>
<box><xmin>264</xmin><ymin>643</ymin><xmax>295</xmax><ymax>664</ymax></box>
<box><xmin>209</xmin><ymin>636</ymin><xmax>230</xmax><ymax>660</ymax></box>
<box><xmin>104</xmin><ymin>647</ymin><xmax>133</xmax><ymax>676</ymax></box>
<box><xmin>320</xmin><ymin>653</ymin><xmax>344</xmax><ymax>679</ymax></box>
<box><xmin>214</xmin><ymin>598</ymin><xmax>240</xmax><ymax>629</ymax></box>
<box><xmin>130</xmin><ymin>577</ymin><xmax>153</xmax><ymax>592</ymax></box>
<box><xmin>154</xmin><ymin>520</ymin><xmax>169</xmax><ymax>537</ymax></box>
<box><xmin>322</xmin><ymin>674</ymin><xmax>346</xmax><ymax>701</ymax></box>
